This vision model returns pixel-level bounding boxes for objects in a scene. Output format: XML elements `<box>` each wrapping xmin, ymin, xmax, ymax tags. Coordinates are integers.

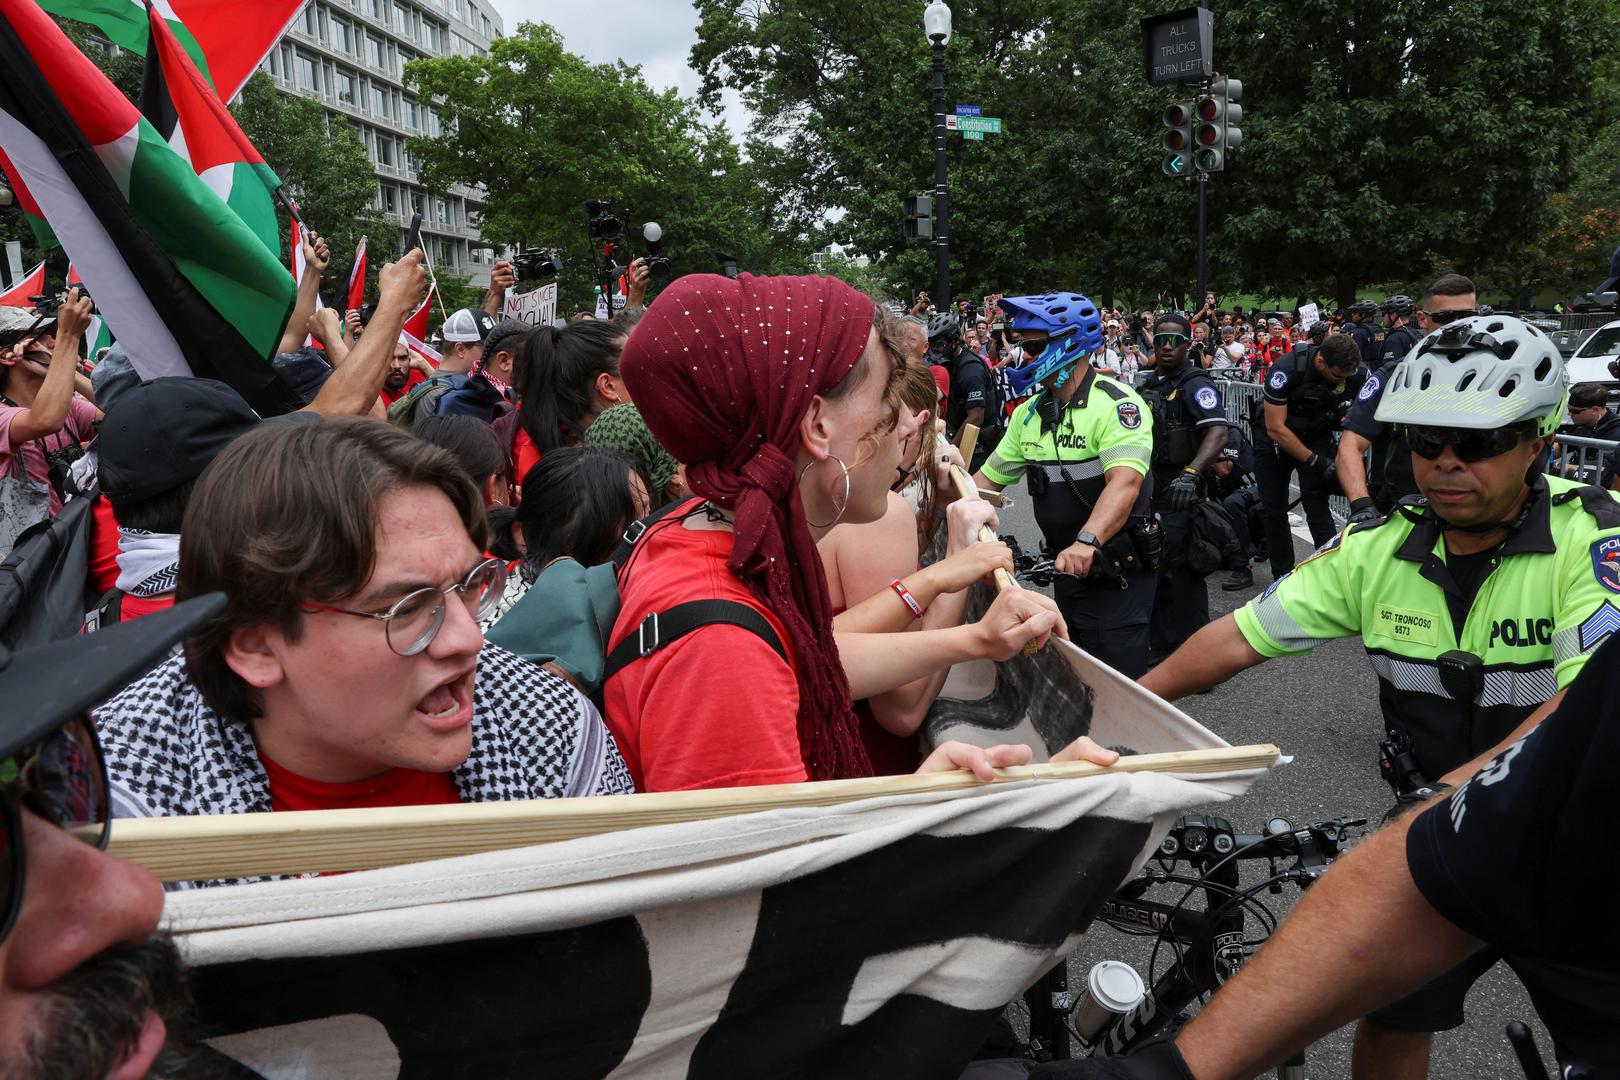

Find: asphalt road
<box><xmin>993</xmin><ymin>493</ymin><xmax>1551</xmax><ymax>1079</ymax></box>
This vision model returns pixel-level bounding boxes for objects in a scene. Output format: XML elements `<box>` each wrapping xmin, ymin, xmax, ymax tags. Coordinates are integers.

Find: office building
<box><xmin>261</xmin><ymin>0</ymin><xmax>503</xmax><ymax>284</ymax></box>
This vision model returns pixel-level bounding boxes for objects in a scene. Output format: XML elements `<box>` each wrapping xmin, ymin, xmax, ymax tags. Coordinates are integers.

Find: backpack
<box><xmin>386</xmin><ymin>372</ymin><xmax>463</xmax><ymax>428</ymax></box>
<box><xmin>487</xmin><ymin>500</ymin><xmax>787</xmax><ymax>701</ymax></box>
<box><xmin>1184</xmin><ymin>497</ymin><xmax>1245</xmax><ymax>577</ymax></box>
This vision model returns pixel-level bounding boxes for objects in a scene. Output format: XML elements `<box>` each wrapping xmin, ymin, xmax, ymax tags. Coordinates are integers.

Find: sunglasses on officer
<box><xmin>1017</xmin><ymin>337</ymin><xmax>1048</xmax><ymax>356</ymax></box>
<box><xmin>0</xmin><ymin>713</ymin><xmax>110</xmax><ymax>946</ymax></box>
<box><xmin>1419</xmin><ymin>306</ymin><xmax>1478</xmax><ymax>326</ymax></box>
<box><xmin>1406</xmin><ymin>423</ymin><xmax>1535</xmax><ymax>463</ymax></box>
<box><xmin>1153</xmin><ymin>332</ymin><xmax>1189</xmax><ymax>348</ymax></box>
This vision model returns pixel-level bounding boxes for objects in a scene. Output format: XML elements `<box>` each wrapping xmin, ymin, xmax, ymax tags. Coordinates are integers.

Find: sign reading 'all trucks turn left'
<box><xmin>1141</xmin><ymin>7</ymin><xmax>1213</xmax><ymax>86</ymax></box>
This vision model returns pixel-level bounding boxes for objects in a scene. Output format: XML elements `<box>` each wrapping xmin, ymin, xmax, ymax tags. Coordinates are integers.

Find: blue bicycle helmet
<box><xmin>998</xmin><ymin>292</ymin><xmax>1104</xmax><ymax>393</ymax></box>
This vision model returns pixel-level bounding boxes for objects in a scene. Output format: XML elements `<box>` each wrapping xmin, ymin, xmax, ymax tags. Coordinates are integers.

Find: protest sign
<box><xmin>503</xmin><ymin>281</ymin><xmax>558</xmax><ymax>326</ymax></box>
<box><xmin>1298</xmin><ymin>303</ymin><xmax>1321</xmax><ymax>332</ymax></box>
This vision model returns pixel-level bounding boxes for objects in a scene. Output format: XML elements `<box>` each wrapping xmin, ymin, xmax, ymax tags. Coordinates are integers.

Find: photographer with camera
<box><xmin>0</xmin><ymin>289</ymin><xmax>98</xmax><ymax>544</ymax></box>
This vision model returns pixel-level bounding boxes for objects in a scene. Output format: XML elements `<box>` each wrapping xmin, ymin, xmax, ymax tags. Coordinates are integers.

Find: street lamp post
<box><xmin>924</xmin><ymin>1</ymin><xmax>951</xmax><ymax>307</ymax></box>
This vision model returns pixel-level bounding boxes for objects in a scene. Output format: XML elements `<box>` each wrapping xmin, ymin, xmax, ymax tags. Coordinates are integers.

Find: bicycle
<box><xmin>1013</xmin><ymin>813</ymin><xmax>1365</xmax><ymax>1073</ymax></box>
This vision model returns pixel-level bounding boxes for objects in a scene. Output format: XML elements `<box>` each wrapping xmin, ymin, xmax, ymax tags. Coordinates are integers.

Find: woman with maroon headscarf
<box><xmin>603</xmin><ymin>274</ymin><xmax>1117</xmax><ymax>792</ymax></box>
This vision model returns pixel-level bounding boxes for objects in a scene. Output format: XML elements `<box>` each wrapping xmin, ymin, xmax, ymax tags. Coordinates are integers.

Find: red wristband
<box><xmin>890</xmin><ymin>579</ymin><xmax>925</xmax><ymax>619</ymax></box>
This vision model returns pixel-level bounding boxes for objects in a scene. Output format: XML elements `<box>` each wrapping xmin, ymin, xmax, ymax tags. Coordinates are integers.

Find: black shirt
<box><xmin>1407</xmin><ymin>630</ymin><xmax>1620</xmax><ymax>1073</ymax></box>
<box><xmin>945</xmin><ymin>347</ymin><xmax>993</xmax><ymax>436</ymax></box>
<box><xmin>1261</xmin><ymin>350</ymin><xmax>1367</xmax><ymax>446</ymax></box>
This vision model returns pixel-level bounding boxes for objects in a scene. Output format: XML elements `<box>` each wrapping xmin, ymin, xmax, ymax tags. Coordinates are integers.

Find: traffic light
<box><xmin>1161</xmin><ymin>101</ymin><xmax>1193</xmax><ymax>178</ymax></box>
<box><xmin>1193</xmin><ymin>76</ymin><xmax>1242</xmax><ymax>173</ymax></box>
<box><xmin>903</xmin><ymin>193</ymin><xmax>934</xmax><ymax>240</ymax></box>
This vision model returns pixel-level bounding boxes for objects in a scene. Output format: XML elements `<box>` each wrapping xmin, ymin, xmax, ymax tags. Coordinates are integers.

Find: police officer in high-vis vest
<box><xmin>974</xmin><ymin>293</ymin><xmax>1160</xmax><ymax>678</ymax></box>
<box><xmin>1137</xmin><ymin>312</ymin><xmax>1229</xmax><ymax>659</ymax></box>
<box><xmin>1139</xmin><ymin>315</ymin><xmax>1620</xmax><ymax>1080</ymax></box>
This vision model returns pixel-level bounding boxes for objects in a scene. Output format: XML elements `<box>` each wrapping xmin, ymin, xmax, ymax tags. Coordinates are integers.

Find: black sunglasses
<box><xmin>1018</xmin><ymin>338</ymin><xmax>1048</xmax><ymax>355</ymax></box>
<box><xmin>1419</xmin><ymin>307</ymin><xmax>1477</xmax><ymax>325</ymax></box>
<box><xmin>0</xmin><ymin>714</ymin><xmax>111</xmax><ymax>946</ymax></box>
<box><xmin>1406</xmin><ymin>424</ymin><xmax>1532</xmax><ymax>463</ymax></box>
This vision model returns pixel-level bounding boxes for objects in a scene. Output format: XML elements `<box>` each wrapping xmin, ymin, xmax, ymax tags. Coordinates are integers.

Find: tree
<box><xmin>692</xmin><ymin>0</ymin><xmax>1620</xmax><ymax>308</ymax></box>
<box><xmin>231</xmin><ymin>73</ymin><xmax>388</xmax><ymax>304</ymax></box>
<box><xmin>405</xmin><ymin>22</ymin><xmax>797</xmax><ymax>313</ymax></box>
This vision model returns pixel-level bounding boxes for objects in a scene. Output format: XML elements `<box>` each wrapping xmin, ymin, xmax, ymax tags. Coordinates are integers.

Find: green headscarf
<box><xmin>583</xmin><ymin>403</ymin><xmax>678</xmax><ymax>495</ymax></box>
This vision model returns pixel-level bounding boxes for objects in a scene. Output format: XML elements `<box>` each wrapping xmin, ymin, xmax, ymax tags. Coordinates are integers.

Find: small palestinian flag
<box><xmin>0</xmin><ymin>259</ymin><xmax>44</xmax><ymax>307</ymax></box>
<box><xmin>343</xmin><ymin>235</ymin><xmax>367</xmax><ymax>313</ymax></box>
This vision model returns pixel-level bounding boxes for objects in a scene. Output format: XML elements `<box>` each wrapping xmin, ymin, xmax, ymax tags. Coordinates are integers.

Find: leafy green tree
<box><xmin>405</xmin><ymin>22</ymin><xmax>796</xmax><ymax>312</ymax></box>
<box><xmin>693</xmin><ymin>0</ymin><xmax>1620</xmax><ymax>308</ymax></box>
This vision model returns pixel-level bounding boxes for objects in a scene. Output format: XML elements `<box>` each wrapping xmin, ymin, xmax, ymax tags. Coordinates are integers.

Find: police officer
<box><xmin>928</xmin><ymin>312</ymin><xmax>999</xmax><ymax>471</ymax></box>
<box><xmin>1207</xmin><ymin>425</ymin><xmax>1264</xmax><ymax>591</ymax></box>
<box><xmin>1559</xmin><ymin>382</ymin><xmax>1620</xmax><ymax>488</ymax></box>
<box><xmin>1337</xmin><ymin>278</ymin><xmax>1479</xmax><ymax>522</ymax></box>
<box><xmin>1252</xmin><ymin>333</ymin><xmax>1365</xmax><ymax>580</ymax></box>
<box><xmin>1141</xmin><ymin>315</ymin><xmax>1620</xmax><ymax>1080</ymax></box>
<box><xmin>1137</xmin><ymin>312</ymin><xmax>1229</xmax><ymax>659</ymax></box>
<box><xmin>973</xmin><ymin>292</ymin><xmax>1159</xmax><ymax>678</ymax></box>
<box><xmin>1342</xmin><ymin>298</ymin><xmax>1380</xmax><ymax>365</ymax></box>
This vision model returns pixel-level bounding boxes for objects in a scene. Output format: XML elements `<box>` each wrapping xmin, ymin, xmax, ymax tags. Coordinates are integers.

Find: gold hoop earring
<box><xmin>799</xmin><ymin>455</ymin><xmax>851</xmax><ymax>529</ymax></box>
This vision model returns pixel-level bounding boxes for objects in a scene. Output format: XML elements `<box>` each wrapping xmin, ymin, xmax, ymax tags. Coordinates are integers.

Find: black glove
<box><xmin>1027</xmin><ymin>1038</ymin><xmax>1197</xmax><ymax>1079</ymax></box>
<box><xmin>1346</xmin><ymin>496</ymin><xmax>1380</xmax><ymax>525</ymax></box>
<box><xmin>1313</xmin><ymin>456</ymin><xmax>1342</xmax><ymax>495</ymax></box>
<box><xmin>1163</xmin><ymin>469</ymin><xmax>1201</xmax><ymax>512</ymax></box>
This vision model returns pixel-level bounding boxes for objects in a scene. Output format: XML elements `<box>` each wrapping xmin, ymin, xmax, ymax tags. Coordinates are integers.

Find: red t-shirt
<box><xmin>602</xmin><ymin>504</ymin><xmax>802</xmax><ymax>792</ymax></box>
<box><xmin>119</xmin><ymin>591</ymin><xmax>176</xmax><ymax>623</ymax></box>
<box><xmin>258</xmin><ymin>749</ymin><xmax>462</xmax><ymax>812</ymax></box>
<box><xmin>380</xmin><ymin>369</ymin><xmax>427</xmax><ymax>406</ymax></box>
<box><xmin>511</xmin><ymin>426</ymin><xmax>542</xmax><ymax>493</ymax></box>
<box><xmin>86</xmin><ymin>496</ymin><xmax>121</xmax><ymax>596</ymax></box>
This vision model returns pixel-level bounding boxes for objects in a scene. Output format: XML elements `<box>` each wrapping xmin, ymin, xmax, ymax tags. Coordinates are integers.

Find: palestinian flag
<box><xmin>37</xmin><ymin>0</ymin><xmax>306</xmax><ymax>100</ymax></box>
<box><xmin>289</xmin><ymin>215</ymin><xmax>325</xmax><ymax>347</ymax></box>
<box><xmin>140</xmin><ymin>2</ymin><xmax>280</xmax><ymax>257</ymax></box>
<box><xmin>0</xmin><ymin>146</ymin><xmax>55</xmax><ymax>250</ymax></box>
<box><xmin>0</xmin><ymin>259</ymin><xmax>44</xmax><ymax>307</ymax></box>
<box><xmin>67</xmin><ymin>263</ymin><xmax>114</xmax><ymax>356</ymax></box>
<box><xmin>343</xmin><ymin>235</ymin><xmax>366</xmax><ymax>313</ymax></box>
<box><xmin>0</xmin><ymin>0</ymin><xmax>300</xmax><ymax>414</ymax></box>
<box><xmin>399</xmin><ymin>327</ymin><xmax>440</xmax><ymax>369</ymax></box>
<box><xmin>404</xmin><ymin>284</ymin><xmax>435</xmax><ymax>342</ymax></box>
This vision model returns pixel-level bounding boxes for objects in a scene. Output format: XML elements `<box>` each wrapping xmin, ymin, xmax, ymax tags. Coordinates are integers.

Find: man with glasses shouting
<box><xmin>0</xmin><ymin>596</ymin><xmax>239</xmax><ymax>1077</ymax></box>
<box><xmin>1337</xmin><ymin>275</ymin><xmax>1480</xmax><ymax>523</ymax></box>
<box><xmin>1141</xmin><ymin>314</ymin><xmax>1620</xmax><ymax>1080</ymax></box>
<box><xmin>92</xmin><ymin>419</ymin><xmax>633</xmax><ymax>884</ymax></box>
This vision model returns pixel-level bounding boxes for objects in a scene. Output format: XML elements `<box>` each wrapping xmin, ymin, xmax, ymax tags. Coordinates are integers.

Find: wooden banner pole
<box><xmin>103</xmin><ymin>745</ymin><xmax>1279</xmax><ymax>882</ymax></box>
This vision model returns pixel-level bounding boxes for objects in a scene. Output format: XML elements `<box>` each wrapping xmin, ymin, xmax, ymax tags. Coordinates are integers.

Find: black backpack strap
<box><xmin>611</xmin><ymin>498</ymin><xmax>706</xmax><ymax>571</ymax></box>
<box><xmin>602</xmin><ymin>599</ymin><xmax>788</xmax><ymax>680</ymax></box>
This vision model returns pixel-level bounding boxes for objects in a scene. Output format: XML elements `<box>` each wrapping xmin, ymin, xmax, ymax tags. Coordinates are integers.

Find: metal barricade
<box><xmin>1218</xmin><ymin>375</ymin><xmax>1353</xmax><ymax>526</ymax></box>
<box><xmin>1550</xmin><ymin>434</ymin><xmax>1620</xmax><ymax>487</ymax></box>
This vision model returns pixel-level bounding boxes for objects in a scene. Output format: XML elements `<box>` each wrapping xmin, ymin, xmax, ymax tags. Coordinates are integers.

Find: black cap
<box><xmin>1569</xmin><ymin>382</ymin><xmax>1609</xmax><ymax>410</ymax></box>
<box><xmin>0</xmin><ymin>594</ymin><xmax>225</xmax><ymax>759</ymax></box>
<box><xmin>97</xmin><ymin>378</ymin><xmax>261</xmax><ymax>503</ymax></box>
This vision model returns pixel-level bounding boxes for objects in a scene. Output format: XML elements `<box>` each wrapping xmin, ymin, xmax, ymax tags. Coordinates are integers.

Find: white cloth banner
<box><xmin>167</xmin><ymin>767</ymin><xmax>1267</xmax><ymax>1078</ymax></box>
<box><xmin>1298</xmin><ymin>303</ymin><xmax>1322</xmax><ymax>332</ymax></box>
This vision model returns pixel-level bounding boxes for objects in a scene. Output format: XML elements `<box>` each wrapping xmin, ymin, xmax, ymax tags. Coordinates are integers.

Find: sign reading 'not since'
<box><xmin>1140</xmin><ymin>7</ymin><xmax>1213</xmax><ymax>86</ymax></box>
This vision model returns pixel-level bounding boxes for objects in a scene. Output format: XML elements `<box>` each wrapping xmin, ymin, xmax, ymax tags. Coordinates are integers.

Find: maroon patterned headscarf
<box><xmin>622</xmin><ymin>273</ymin><xmax>876</xmax><ymax>780</ymax></box>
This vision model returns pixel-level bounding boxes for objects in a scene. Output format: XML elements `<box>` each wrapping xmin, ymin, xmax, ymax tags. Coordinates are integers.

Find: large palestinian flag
<box><xmin>0</xmin><ymin>259</ymin><xmax>44</xmax><ymax>307</ymax></box>
<box><xmin>0</xmin><ymin>0</ymin><xmax>300</xmax><ymax>414</ymax></box>
<box><xmin>37</xmin><ymin>0</ymin><xmax>305</xmax><ymax>101</ymax></box>
<box><xmin>140</xmin><ymin>2</ymin><xmax>280</xmax><ymax>257</ymax></box>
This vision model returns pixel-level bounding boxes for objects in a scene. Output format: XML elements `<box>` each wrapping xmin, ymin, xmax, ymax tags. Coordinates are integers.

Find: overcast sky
<box><xmin>486</xmin><ymin>1</ymin><xmax>751</xmax><ymax>137</ymax></box>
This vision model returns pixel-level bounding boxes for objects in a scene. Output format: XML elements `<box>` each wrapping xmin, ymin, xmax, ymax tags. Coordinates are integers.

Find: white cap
<box><xmin>439</xmin><ymin>308</ymin><xmax>494</xmax><ymax>343</ymax></box>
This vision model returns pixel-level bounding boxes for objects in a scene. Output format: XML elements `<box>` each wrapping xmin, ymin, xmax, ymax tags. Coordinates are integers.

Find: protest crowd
<box><xmin>3</xmin><ymin>2</ymin><xmax>1620</xmax><ymax>1079</ymax></box>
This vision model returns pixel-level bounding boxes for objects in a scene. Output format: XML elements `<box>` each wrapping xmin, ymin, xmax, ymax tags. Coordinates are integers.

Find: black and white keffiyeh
<box><xmin>114</xmin><ymin>527</ymin><xmax>181</xmax><ymax>597</ymax></box>
<box><xmin>94</xmin><ymin>644</ymin><xmax>634</xmax><ymax>886</ymax></box>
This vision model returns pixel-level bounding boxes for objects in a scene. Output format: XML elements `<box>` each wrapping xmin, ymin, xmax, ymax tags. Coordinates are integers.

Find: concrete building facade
<box><xmin>261</xmin><ymin>0</ymin><xmax>503</xmax><ymax>284</ymax></box>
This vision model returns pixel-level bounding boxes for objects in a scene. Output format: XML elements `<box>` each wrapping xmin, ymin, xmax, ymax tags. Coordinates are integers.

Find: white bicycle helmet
<box><xmin>1373</xmin><ymin>315</ymin><xmax>1568</xmax><ymax>438</ymax></box>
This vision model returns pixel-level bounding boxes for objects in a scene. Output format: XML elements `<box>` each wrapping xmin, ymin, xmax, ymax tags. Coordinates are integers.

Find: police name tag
<box><xmin>1375</xmin><ymin>605</ymin><xmax>1437</xmax><ymax>646</ymax></box>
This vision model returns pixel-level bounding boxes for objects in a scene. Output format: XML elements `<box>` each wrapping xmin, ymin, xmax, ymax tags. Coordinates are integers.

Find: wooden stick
<box><xmin>955</xmin><ymin>421</ymin><xmax>980</xmax><ymax>471</ymax></box>
<box><xmin>949</xmin><ymin>463</ymin><xmax>1018</xmax><ymax>594</ymax></box>
<box><xmin>104</xmin><ymin>745</ymin><xmax>1279</xmax><ymax>882</ymax></box>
